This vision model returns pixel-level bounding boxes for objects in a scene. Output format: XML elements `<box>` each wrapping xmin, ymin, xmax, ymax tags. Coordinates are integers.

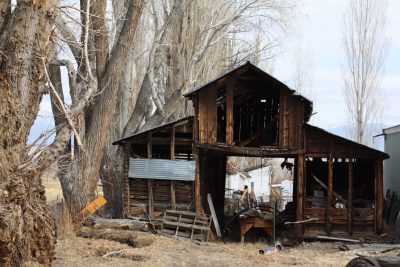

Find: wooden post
<box><xmin>375</xmin><ymin>159</ymin><xmax>383</xmax><ymax>234</ymax></box>
<box><xmin>147</xmin><ymin>134</ymin><xmax>153</xmax><ymax>217</ymax></box>
<box><xmin>297</xmin><ymin>154</ymin><xmax>305</xmax><ymax>240</ymax></box>
<box><xmin>194</xmin><ymin>148</ymin><xmax>202</xmax><ymax>213</ymax></box>
<box><xmin>207</xmin><ymin>89</ymin><xmax>217</xmax><ymax>144</ymax></box>
<box><xmin>170</xmin><ymin>126</ymin><xmax>176</xmax><ymax>210</ymax></box>
<box><xmin>348</xmin><ymin>158</ymin><xmax>353</xmax><ymax>235</ymax></box>
<box><xmin>226</xmin><ymin>77</ymin><xmax>234</xmax><ymax>145</ymax></box>
<box><xmin>193</xmin><ymin>97</ymin><xmax>199</xmax><ymax>143</ymax></box>
<box><xmin>147</xmin><ymin>133</ymin><xmax>152</xmax><ymax>158</ymax></box>
<box><xmin>327</xmin><ymin>139</ymin><xmax>333</xmax><ymax>235</ymax></box>
<box><xmin>122</xmin><ymin>145</ymin><xmax>130</xmax><ymax>218</ymax></box>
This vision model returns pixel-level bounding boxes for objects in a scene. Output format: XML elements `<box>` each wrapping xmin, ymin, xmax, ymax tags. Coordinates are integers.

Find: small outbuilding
<box><xmin>114</xmin><ymin>62</ymin><xmax>389</xmax><ymax>239</ymax></box>
<box><xmin>382</xmin><ymin>125</ymin><xmax>400</xmax><ymax>195</ymax></box>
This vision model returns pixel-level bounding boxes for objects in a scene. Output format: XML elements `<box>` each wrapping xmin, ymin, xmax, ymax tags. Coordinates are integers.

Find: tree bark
<box><xmin>0</xmin><ymin>1</ymin><xmax>57</xmax><ymax>266</ymax></box>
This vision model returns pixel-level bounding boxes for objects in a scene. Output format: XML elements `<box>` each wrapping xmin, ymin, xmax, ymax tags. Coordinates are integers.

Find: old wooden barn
<box><xmin>113</xmin><ymin>62</ymin><xmax>389</xmax><ymax>239</ymax></box>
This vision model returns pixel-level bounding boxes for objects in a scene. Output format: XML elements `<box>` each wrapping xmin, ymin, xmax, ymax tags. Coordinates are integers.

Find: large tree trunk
<box><xmin>0</xmin><ymin>1</ymin><xmax>57</xmax><ymax>266</ymax></box>
<box><xmin>61</xmin><ymin>0</ymin><xmax>146</xmax><ymax>214</ymax></box>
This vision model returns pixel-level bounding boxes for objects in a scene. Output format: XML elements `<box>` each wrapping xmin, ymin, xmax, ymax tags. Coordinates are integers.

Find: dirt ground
<box><xmin>44</xmin><ymin>176</ymin><xmax>400</xmax><ymax>267</ymax></box>
<box><xmin>52</xmin><ymin>231</ymin><xmax>400</xmax><ymax>267</ymax></box>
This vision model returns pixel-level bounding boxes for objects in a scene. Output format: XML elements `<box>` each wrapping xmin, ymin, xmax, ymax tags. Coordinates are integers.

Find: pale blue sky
<box><xmin>273</xmin><ymin>0</ymin><xmax>400</xmax><ymax>132</ymax></box>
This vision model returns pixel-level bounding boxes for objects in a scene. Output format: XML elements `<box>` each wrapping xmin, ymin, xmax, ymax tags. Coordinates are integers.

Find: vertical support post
<box><xmin>297</xmin><ymin>154</ymin><xmax>305</xmax><ymax>240</ymax></box>
<box><xmin>147</xmin><ymin>133</ymin><xmax>152</xmax><ymax>158</ymax></box>
<box><xmin>226</xmin><ymin>77</ymin><xmax>234</xmax><ymax>145</ymax></box>
<box><xmin>170</xmin><ymin>126</ymin><xmax>176</xmax><ymax>210</ymax></box>
<box><xmin>193</xmin><ymin>97</ymin><xmax>199</xmax><ymax>143</ymax></box>
<box><xmin>147</xmin><ymin>133</ymin><xmax>153</xmax><ymax>217</ymax></box>
<box><xmin>194</xmin><ymin>148</ymin><xmax>202</xmax><ymax>213</ymax></box>
<box><xmin>348</xmin><ymin>158</ymin><xmax>353</xmax><ymax>235</ymax></box>
<box><xmin>327</xmin><ymin>138</ymin><xmax>333</xmax><ymax>235</ymax></box>
<box><xmin>122</xmin><ymin>145</ymin><xmax>130</xmax><ymax>218</ymax></box>
<box><xmin>375</xmin><ymin>159</ymin><xmax>383</xmax><ymax>234</ymax></box>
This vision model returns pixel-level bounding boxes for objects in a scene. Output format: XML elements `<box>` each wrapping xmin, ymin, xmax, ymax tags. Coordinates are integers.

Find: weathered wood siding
<box><xmin>198</xmin><ymin>87</ymin><xmax>217</xmax><ymax>144</ymax></box>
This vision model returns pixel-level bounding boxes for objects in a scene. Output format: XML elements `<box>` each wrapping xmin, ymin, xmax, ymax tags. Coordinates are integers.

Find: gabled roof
<box><xmin>184</xmin><ymin>61</ymin><xmax>313</xmax><ymax>122</ymax></box>
<box><xmin>183</xmin><ymin>61</ymin><xmax>312</xmax><ymax>104</ymax></box>
<box><xmin>113</xmin><ymin>116</ymin><xmax>193</xmax><ymax>145</ymax></box>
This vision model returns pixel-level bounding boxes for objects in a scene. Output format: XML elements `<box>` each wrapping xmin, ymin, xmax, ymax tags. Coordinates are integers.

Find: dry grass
<box><xmin>52</xmin><ymin>230</ymin><xmax>400</xmax><ymax>267</ymax></box>
<box><xmin>42</xmin><ymin>166</ymin><xmax>63</xmax><ymax>206</ymax></box>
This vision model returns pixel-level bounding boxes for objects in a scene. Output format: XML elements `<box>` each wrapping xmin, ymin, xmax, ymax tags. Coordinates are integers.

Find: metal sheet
<box><xmin>129</xmin><ymin>158</ymin><xmax>195</xmax><ymax>181</ymax></box>
<box><xmin>384</xmin><ymin>132</ymin><xmax>400</xmax><ymax>195</ymax></box>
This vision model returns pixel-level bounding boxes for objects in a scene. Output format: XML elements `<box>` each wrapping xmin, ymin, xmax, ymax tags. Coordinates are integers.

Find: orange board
<box><xmin>75</xmin><ymin>196</ymin><xmax>107</xmax><ymax>223</ymax></box>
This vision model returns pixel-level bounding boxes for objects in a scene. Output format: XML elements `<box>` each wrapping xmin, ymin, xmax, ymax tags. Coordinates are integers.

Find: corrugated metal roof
<box><xmin>128</xmin><ymin>158</ymin><xmax>195</xmax><ymax>181</ymax></box>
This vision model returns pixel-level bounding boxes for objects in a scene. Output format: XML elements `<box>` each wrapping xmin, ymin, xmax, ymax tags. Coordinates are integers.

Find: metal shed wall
<box><xmin>384</xmin><ymin>131</ymin><xmax>400</xmax><ymax>194</ymax></box>
<box><xmin>128</xmin><ymin>158</ymin><xmax>195</xmax><ymax>181</ymax></box>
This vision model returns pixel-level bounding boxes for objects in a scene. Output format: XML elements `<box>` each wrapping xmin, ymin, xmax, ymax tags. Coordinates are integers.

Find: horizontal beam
<box><xmin>305</xmin><ymin>152</ymin><xmax>384</xmax><ymax>159</ymax></box>
<box><xmin>195</xmin><ymin>143</ymin><xmax>302</xmax><ymax>157</ymax></box>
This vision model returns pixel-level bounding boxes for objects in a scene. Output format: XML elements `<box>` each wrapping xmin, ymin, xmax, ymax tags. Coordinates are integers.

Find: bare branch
<box><xmin>42</xmin><ymin>57</ymin><xmax>83</xmax><ymax>147</ymax></box>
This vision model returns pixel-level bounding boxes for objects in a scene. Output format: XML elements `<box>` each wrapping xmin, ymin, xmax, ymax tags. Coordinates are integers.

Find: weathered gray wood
<box><xmin>92</xmin><ymin>217</ymin><xmax>153</xmax><ymax>232</ymax></box>
<box><xmin>316</xmin><ymin>235</ymin><xmax>360</xmax><ymax>243</ymax></box>
<box><xmin>207</xmin><ymin>194</ymin><xmax>222</xmax><ymax>238</ymax></box>
<box><xmin>161</xmin><ymin>210</ymin><xmax>211</xmax><ymax>242</ymax></box>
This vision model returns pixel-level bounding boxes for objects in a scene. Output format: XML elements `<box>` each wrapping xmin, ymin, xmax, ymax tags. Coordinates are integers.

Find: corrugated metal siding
<box><xmin>384</xmin><ymin>132</ymin><xmax>400</xmax><ymax>194</ymax></box>
<box><xmin>129</xmin><ymin>158</ymin><xmax>195</xmax><ymax>181</ymax></box>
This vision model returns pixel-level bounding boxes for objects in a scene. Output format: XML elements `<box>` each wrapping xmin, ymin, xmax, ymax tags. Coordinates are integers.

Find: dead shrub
<box><xmin>51</xmin><ymin>198</ymin><xmax>74</xmax><ymax>239</ymax></box>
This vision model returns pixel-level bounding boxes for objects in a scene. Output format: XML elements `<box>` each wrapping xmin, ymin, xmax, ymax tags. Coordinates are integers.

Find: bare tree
<box><xmin>342</xmin><ymin>0</ymin><xmax>387</xmax><ymax>145</ymax></box>
<box><xmin>292</xmin><ymin>40</ymin><xmax>314</xmax><ymax>100</ymax></box>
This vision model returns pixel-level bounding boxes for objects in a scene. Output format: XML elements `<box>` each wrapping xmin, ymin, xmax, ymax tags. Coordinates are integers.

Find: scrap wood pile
<box><xmin>224</xmin><ymin>186</ymin><xmax>296</xmax><ymax>223</ymax></box>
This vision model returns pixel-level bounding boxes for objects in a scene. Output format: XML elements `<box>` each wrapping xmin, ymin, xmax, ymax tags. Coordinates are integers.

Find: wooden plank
<box><xmin>195</xmin><ymin>143</ymin><xmax>302</xmax><ymax>157</ymax></box>
<box><xmin>297</xmin><ymin>154</ymin><xmax>305</xmax><ymax>239</ymax></box>
<box><xmin>226</xmin><ymin>77</ymin><xmax>234</xmax><ymax>145</ymax></box>
<box><xmin>123</xmin><ymin>146</ymin><xmax>130</xmax><ymax>217</ymax></box>
<box><xmin>348</xmin><ymin>158</ymin><xmax>353</xmax><ymax>235</ymax></box>
<box><xmin>207</xmin><ymin>89</ymin><xmax>217</xmax><ymax>144</ymax></box>
<box><xmin>148</xmin><ymin>180</ymin><xmax>153</xmax><ymax>217</ymax></box>
<box><xmin>376</xmin><ymin>159</ymin><xmax>383</xmax><ymax>234</ymax></box>
<box><xmin>147</xmin><ymin>133</ymin><xmax>152</xmax><ymax>159</ymax></box>
<box><xmin>162</xmin><ymin>220</ymin><xmax>210</xmax><ymax>231</ymax></box>
<box><xmin>327</xmin><ymin>138</ymin><xmax>333</xmax><ymax>234</ymax></box>
<box><xmin>198</xmin><ymin>91</ymin><xmax>207</xmax><ymax>143</ymax></box>
<box><xmin>170</xmin><ymin>126</ymin><xmax>176</xmax><ymax>210</ymax></box>
<box><xmin>193</xmin><ymin>97</ymin><xmax>199</xmax><ymax>143</ymax></box>
<box><xmin>194</xmin><ymin>148</ymin><xmax>201</xmax><ymax>213</ymax></box>
<box><xmin>207</xmin><ymin>194</ymin><xmax>222</xmax><ymax>238</ymax></box>
<box><xmin>171</xmin><ymin>181</ymin><xmax>176</xmax><ymax>210</ymax></box>
<box><xmin>279</xmin><ymin>90</ymin><xmax>288</xmax><ymax>148</ymax></box>
<box><xmin>165</xmin><ymin>209</ymin><xmax>209</xmax><ymax>218</ymax></box>
<box><xmin>146</xmin><ymin>135</ymin><xmax>153</xmax><ymax>217</ymax></box>
<box><xmin>170</xmin><ymin>126</ymin><xmax>175</xmax><ymax>160</ymax></box>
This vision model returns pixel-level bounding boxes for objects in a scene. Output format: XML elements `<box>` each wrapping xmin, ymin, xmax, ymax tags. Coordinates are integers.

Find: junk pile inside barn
<box><xmin>113</xmin><ymin>62</ymin><xmax>389</xmax><ymax>242</ymax></box>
